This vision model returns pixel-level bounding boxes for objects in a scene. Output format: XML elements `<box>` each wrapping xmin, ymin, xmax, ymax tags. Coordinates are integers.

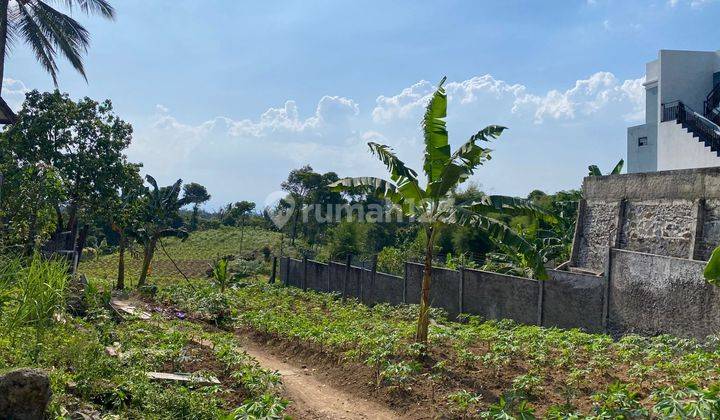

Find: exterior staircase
<box><xmin>662</xmin><ymin>100</ymin><xmax>720</xmax><ymax>157</ymax></box>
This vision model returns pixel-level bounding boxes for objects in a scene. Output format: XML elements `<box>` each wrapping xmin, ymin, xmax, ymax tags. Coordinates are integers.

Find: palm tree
<box><xmin>0</xmin><ymin>0</ymin><xmax>115</xmax><ymax>95</ymax></box>
<box><xmin>330</xmin><ymin>77</ymin><xmax>547</xmax><ymax>344</ymax></box>
<box><xmin>135</xmin><ymin>175</ymin><xmax>191</xmax><ymax>287</ymax></box>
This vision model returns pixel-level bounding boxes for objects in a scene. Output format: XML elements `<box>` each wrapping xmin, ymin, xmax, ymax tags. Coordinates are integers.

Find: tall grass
<box><xmin>1</xmin><ymin>253</ymin><xmax>69</xmax><ymax>360</ymax></box>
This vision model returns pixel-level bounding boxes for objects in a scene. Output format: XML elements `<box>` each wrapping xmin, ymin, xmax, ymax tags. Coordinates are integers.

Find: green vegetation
<box><xmin>159</xmin><ymin>276</ymin><xmax>720</xmax><ymax>418</ymax></box>
<box><xmin>330</xmin><ymin>77</ymin><xmax>547</xmax><ymax>343</ymax></box>
<box><xmin>0</xmin><ymin>255</ymin><xmax>287</xmax><ymax>418</ymax></box>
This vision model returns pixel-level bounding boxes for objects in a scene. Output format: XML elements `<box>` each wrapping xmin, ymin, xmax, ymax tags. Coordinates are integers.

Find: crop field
<box><xmin>81</xmin><ymin>226</ymin><xmax>288</xmax><ymax>287</ymax></box>
<box><xmin>4</xmin><ymin>226</ymin><xmax>719</xmax><ymax>418</ymax></box>
<box><xmin>158</xmin><ymin>278</ymin><xmax>720</xmax><ymax>418</ymax></box>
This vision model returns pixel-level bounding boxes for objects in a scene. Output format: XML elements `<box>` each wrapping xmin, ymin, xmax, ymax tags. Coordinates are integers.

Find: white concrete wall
<box><xmin>657</xmin><ymin>121</ymin><xmax>720</xmax><ymax>170</ymax></box>
<box><xmin>627</xmin><ymin>124</ymin><xmax>655</xmax><ymax>173</ymax></box>
<box><xmin>659</xmin><ymin>50</ymin><xmax>719</xmax><ymax>113</ymax></box>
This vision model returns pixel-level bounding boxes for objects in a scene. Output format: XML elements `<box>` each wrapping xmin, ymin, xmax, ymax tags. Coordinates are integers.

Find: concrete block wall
<box><xmin>279</xmin><ymin>257</ymin><xmax>607</xmax><ymax>332</ymax></box>
<box><xmin>573</xmin><ymin>167</ymin><xmax>720</xmax><ymax>272</ymax></box>
<box><xmin>608</xmin><ymin>249</ymin><xmax>720</xmax><ymax>338</ymax></box>
<box><xmin>280</xmin><ymin>253</ymin><xmax>715</xmax><ymax>338</ymax></box>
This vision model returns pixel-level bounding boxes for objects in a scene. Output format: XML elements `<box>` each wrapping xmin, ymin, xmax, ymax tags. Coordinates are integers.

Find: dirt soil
<box><xmin>240</xmin><ymin>337</ymin><xmax>399</xmax><ymax>419</ymax></box>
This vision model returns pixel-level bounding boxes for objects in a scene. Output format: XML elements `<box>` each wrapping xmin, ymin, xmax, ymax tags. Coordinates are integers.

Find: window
<box><xmin>638</xmin><ymin>136</ymin><xmax>648</xmax><ymax>147</ymax></box>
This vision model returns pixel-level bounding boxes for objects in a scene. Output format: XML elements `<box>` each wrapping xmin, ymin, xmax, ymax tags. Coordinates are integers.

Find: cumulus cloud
<box><xmin>2</xmin><ymin>78</ymin><xmax>29</xmax><ymax>110</ymax></box>
<box><xmin>372</xmin><ymin>72</ymin><xmax>645</xmax><ymax>124</ymax></box>
<box><xmin>0</xmin><ymin>68</ymin><xmax>638</xmax><ymax>207</ymax></box>
<box><xmin>227</xmin><ymin>95</ymin><xmax>359</xmax><ymax>137</ymax></box>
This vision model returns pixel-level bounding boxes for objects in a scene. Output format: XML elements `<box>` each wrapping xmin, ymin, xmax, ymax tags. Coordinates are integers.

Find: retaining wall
<box><xmin>572</xmin><ymin>167</ymin><xmax>720</xmax><ymax>272</ymax></box>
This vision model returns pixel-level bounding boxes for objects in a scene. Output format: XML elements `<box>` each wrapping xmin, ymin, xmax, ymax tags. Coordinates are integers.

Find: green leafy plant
<box><xmin>330</xmin><ymin>77</ymin><xmax>548</xmax><ymax>343</ymax></box>
<box><xmin>588</xmin><ymin>159</ymin><xmax>624</xmax><ymax>176</ymax></box>
<box><xmin>212</xmin><ymin>257</ymin><xmax>231</xmax><ymax>293</ymax></box>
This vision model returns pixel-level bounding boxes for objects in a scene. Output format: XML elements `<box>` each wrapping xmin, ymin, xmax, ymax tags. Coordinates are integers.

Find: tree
<box><xmin>105</xmin><ymin>163</ymin><xmax>143</xmax><ymax>290</ymax></box>
<box><xmin>135</xmin><ymin>175</ymin><xmax>193</xmax><ymax>287</ymax></box>
<box><xmin>280</xmin><ymin>166</ymin><xmax>342</xmax><ymax>245</ymax></box>
<box><xmin>281</xmin><ymin>166</ymin><xmax>320</xmax><ymax>245</ymax></box>
<box><xmin>0</xmin><ymin>0</ymin><xmax>115</xmax><ymax>96</ymax></box>
<box><xmin>182</xmin><ymin>182</ymin><xmax>211</xmax><ymax>231</ymax></box>
<box><xmin>1</xmin><ymin>90</ymin><xmax>135</xmax><ymax>255</ymax></box>
<box><xmin>0</xmin><ymin>160</ymin><xmax>63</xmax><ymax>252</ymax></box>
<box><xmin>330</xmin><ymin>77</ymin><xmax>546</xmax><ymax>344</ymax></box>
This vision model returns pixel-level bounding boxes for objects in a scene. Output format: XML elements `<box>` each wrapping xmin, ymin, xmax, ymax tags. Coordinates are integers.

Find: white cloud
<box><xmin>3</xmin><ymin>71</ymin><xmax>646</xmax><ymax>206</ymax></box>
<box><xmin>668</xmin><ymin>0</ymin><xmax>716</xmax><ymax>8</ymax></box>
<box><xmin>2</xmin><ymin>78</ymin><xmax>29</xmax><ymax>110</ymax></box>
<box><xmin>227</xmin><ymin>95</ymin><xmax>359</xmax><ymax>137</ymax></box>
<box><xmin>373</xmin><ymin>72</ymin><xmax>645</xmax><ymax>124</ymax></box>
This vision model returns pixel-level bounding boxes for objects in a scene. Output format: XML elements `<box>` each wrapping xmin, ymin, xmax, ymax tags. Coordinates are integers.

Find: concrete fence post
<box><xmin>402</xmin><ymin>262</ymin><xmax>408</xmax><ymax>304</ymax></box>
<box><xmin>602</xmin><ymin>246</ymin><xmax>612</xmax><ymax>331</ymax></box>
<box><xmin>689</xmin><ymin>198</ymin><xmax>705</xmax><ymax>260</ymax></box>
<box><xmin>613</xmin><ymin>199</ymin><xmax>627</xmax><ymax>249</ymax></box>
<box><xmin>359</xmin><ymin>260</ymin><xmax>365</xmax><ymax>303</ymax></box>
<box><xmin>269</xmin><ymin>256</ymin><xmax>277</xmax><ymax>284</ymax></box>
<box><xmin>536</xmin><ymin>279</ymin><xmax>545</xmax><ymax>326</ymax></box>
<box><xmin>326</xmin><ymin>260</ymin><xmax>332</xmax><ymax>292</ymax></box>
<box><xmin>302</xmin><ymin>255</ymin><xmax>308</xmax><ymax>291</ymax></box>
<box><xmin>343</xmin><ymin>254</ymin><xmax>351</xmax><ymax>299</ymax></box>
<box><xmin>569</xmin><ymin>198</ymin><xmax>587</xmax><ymax>267</ymax></box>
<box><xmin>458</xmin><ymin>265</ymin><xmax>465</xmax><ymax>315</ymax></box>
<box><xmin>370</xmin><ymin>255</ymin><xmax>378</xmax><ymax>304</ymax></box>
<box><xmin>284</xmin><ymin>257</ymin><xmax>291</xmax><ymax>287</ymax></box>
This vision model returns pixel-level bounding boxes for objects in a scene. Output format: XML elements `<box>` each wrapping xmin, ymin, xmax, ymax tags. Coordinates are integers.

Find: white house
<box><xmin>627</xmin><ymin>49</ymin><xmax>720</xmax><ymax>173</ymax></box>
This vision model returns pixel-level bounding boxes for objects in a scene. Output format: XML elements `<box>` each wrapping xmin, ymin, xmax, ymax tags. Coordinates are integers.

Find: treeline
<box><xmin>0</xmin><ymin>91</ymin><xmax>223</xmax><ymax>288</ymax></box>
<box><xmin>265</xmin><ymin>165</ymin><xmax>582</xmax><ymax>277</ymax></box>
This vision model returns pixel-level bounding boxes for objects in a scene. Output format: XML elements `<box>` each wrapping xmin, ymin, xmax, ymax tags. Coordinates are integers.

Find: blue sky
<box><xmin>4</xmin><ymin>0</ymin><xmax>720</xmax><ymax>208</ymax></box>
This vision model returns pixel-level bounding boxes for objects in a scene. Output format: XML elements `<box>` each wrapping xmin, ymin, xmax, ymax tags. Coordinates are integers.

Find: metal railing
<box><xmin>662</xmin><ymin>101</ymin><xmax>720</xmax><ymax>154</ymax></box>
<box><xmin>705</xmin><ymin>83</ymin><xmax>720</xmax><ymax>124</ymax></box>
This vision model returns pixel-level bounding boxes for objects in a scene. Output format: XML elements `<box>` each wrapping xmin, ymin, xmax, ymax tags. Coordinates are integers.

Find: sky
<box><xmin>4</xmin><ymin>0</ymin><xmax>720</xmax><ymax>209</ymax></box>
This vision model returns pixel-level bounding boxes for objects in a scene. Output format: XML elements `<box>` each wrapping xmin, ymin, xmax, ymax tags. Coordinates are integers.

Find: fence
<box><xmin>280</xmin><ymin>255</ymin><xmax>606</xmax><ymax>333</ymax></box>
<box><xmin>280</xmin><ymin>248</ymin><xmax>719</xmax><ymax>339</ymax></box>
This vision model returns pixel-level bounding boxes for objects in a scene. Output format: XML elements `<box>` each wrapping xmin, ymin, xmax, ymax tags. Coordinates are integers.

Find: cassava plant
<box><xmin>330</xmin><ymin>77</ymin><xmax>547</xmax><ymax>344</ymax></box>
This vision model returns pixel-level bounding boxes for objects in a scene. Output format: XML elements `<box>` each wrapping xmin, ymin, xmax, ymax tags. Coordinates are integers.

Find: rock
<box><xmin>0</xmin><ymin>368</ymin><xmax>52</xmax><ymax>420</ymax></box>
<box><xmin>67</xmin><ymin>273</ymin><xmax>89</xmax><ymax>316</ymax></box>
<box><xmin>70</xmin><ymin>408</ymin><xmax>102</xmax><ymax>420</ymax></box>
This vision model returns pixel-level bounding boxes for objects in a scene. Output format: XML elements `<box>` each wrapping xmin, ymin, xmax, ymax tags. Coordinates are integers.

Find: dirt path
<box><xmin>113</xmin><ymin>297</ymin><xmax>399</xmax><ymax>420</ymax></box>
<box><xmin>239</xmin><ymin>339</ymin><xmax>399</xmax><ymax>420</ymax></box>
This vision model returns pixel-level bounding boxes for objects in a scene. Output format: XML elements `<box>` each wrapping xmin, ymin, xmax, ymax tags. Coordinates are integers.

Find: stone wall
<box><xmin>572</xmin><ymin>167</ymin><xmax>720</xmax><ymax>271</ymax></box>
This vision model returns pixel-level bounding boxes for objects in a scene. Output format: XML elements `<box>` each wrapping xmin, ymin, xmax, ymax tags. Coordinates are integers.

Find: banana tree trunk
<box><xmin>116</xmin><ymin>231</ymin><xmax>126</xmax><ymax>290</ymax></box>
<box><xmin>415</xmin><ymin>227</ymin><xmax>435</xmax><ymax>344</ymax></box>
<box><xmin>138</xmin><ymin>237</ymin><xmax>157</xmax><ymax>287</ymax></box>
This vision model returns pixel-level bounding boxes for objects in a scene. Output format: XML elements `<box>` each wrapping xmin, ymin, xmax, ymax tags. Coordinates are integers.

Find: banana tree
<box><xmin>588</xmin><ymin>159</ymin><xmax>624</xmax><ymax>176</ymax></box>
<box><xmin>135</xmin><ymin>175</ymin><xmax>191</xmax><ymax>287</ymax></box>
<box><xmin>330</xmin><ymin>77</ymin><xmax>548</xmax><ymax>344</ymax></box>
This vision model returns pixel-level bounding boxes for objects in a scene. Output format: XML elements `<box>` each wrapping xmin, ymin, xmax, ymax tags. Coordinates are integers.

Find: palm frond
<box><xmin>422</xmin><ymin>76</ymin><xmax>450</xmax><ymax>183</ymax></box>
<box><xmin>17</xmin><ymin>3</ymin><xmax>59</xmax><ymax>85</ymax></box>
<box><xmin>44</xmin><ymin>0</ymin><xmax>115</xmax><ymax>19</ymax></box>
<box><xmin>428</xmin><ymin>125</ymin><xmax>505</xmax><ymax>197</ymax></box>
<box><xmin>367</xmin><ymin>142</ymin><xmax>425</xmax><ymax>201</ymax></box>
<box><xmin>463</xmin><ymin>195</ymin><xmax>555</xmax><ymax>221</ymax></box>
<box><xmin>31</xmin><ymin>1</ymin><xmax>90</xmax><ymax>80</ymax></box>
<box><xmin>442</xmin><ymin>206</ymin><xmax>548</xmax><ymax>280</ymax></box>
